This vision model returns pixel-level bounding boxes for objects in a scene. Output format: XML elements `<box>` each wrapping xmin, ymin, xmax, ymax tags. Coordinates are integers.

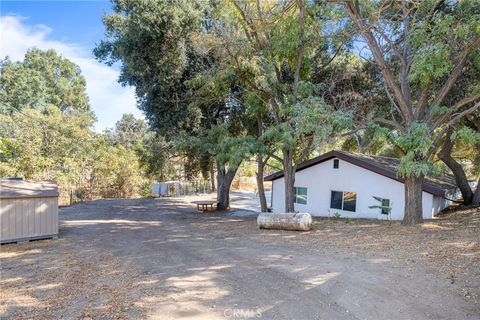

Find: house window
<box><xmin>330</xmin><ymin>190</ymin><xmax>357</xmax><ymax>212</ymax></box>
<box><xmin>330</xmin><ymin>191</ymin><xmax>343</xmax><ymax>209</ymax></box>
<box><xmin>381</xmin><ymin>198</ymin><xmax>390</xmax><ymax>215</ymax></box>
<box><xmin>333</xmin><ymin>159</ymin><xmax>339</xmax><ymax>169</ymax></box>
<box><xmin>294</xmin><ymin>187</ymin><xmax>307</xmax><ymax>205</ymax></box>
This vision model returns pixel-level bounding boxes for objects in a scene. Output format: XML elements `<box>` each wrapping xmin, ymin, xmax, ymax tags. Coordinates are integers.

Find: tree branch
<box><xmin>431</xmin><ymin>92</ymin><xmax>480</xmax><ymax>130</ymax></box>
<box><xmin>293</xmin><ymin>0</ymin><xmax>305</xmax><ymax>93</ymax></box>
<box><xmin>344</xmin><ymin>1</ymin><xmax>413</xmax><ymax>124</ymax></box>
<box><xmin>429</xmin><ymin>36</ymin><xmax>480</xmax><ymax>112</ymax></box>
<box><xmin>427</xmin><ymin>101</ymin><xmax>480</xmax><ymax>157</ymax></box>
<box><xmin>270</xmin><ymin>153</ymin><xmax>284</xmax><ymax>163</ymax></box>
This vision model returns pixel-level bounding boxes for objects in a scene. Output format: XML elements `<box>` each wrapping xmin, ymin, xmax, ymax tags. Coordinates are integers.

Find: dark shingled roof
<box><xmin>264</xmin><ymin>150</ymin><xmax>457</xmax><ymax>196</ymax></box>
<box><xmin>0</xmin><ymin>180</ymin><xmax>59</xmax><ymax>199</ymax></box>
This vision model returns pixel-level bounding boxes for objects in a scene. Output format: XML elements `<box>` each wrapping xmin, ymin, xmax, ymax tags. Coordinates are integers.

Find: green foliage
<box><xmin>91</xmin><ymin>143</ymin><xmax>145</xmax><ymax>198</ymax></box>
<box><xmin>395</xmin><ymin>123</ymin><xmax>433</xmax><ymax>156</ymax></box>
<box><xmin>0</xmin><ymin>46</ymin><xmax>165</xmax><ymax>202</ymax></box>
<box><xmin>451</xmin><ymin>126</ymin><xmax>480</xmax><ymax>145</ymax></box>
<box><xmin>0</xmin><ymin>106</ymin><xmax>158</xmax><ymax>202</ymax></box>
<box><xmin>94</xmin><ymin>0</ymin><xmax>206</xmax><ymax>137</ymax></box>
<box><xmin>0</xmin><ymin>48</ymin><xmax>90</xmax><ymax>114</ymax></box>
<box><xmin>407</xmin><ymin>1</ymin><xmax>480</xmax><ymax>88</ymax></box>
<box><xmin>138</xmin><ymin>181</ymin><xmax>153</xmax><ymax>198</ymax></box>
<box><xmin>105</xmin><ymin>114</ymin><xmax>148</xmax><ymax>148</ymax></box>
<box><xmin>369</xmin><ymin>122</ymin><xmax>442</xmax><ymax>178</ymax></box>
<box><xmin>449</xmin><ymin>120</ymin><xmax>480</xmax><ymax>177</ymax></box>
<box><xmin>137</xmin><ymin>133</ymin><xmax>177</xmax><ymax>181</ymax></box>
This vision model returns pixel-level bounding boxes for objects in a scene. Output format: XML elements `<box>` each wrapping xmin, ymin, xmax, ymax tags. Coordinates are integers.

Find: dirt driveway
<box><xmin>1</xmin><ymin>196</ymin><xmax>479</xmax><ymax>319</ymax></box>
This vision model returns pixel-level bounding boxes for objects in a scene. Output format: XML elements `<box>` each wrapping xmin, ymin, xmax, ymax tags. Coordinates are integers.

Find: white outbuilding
<box><xmin>0</xmin><ymin>179</ymin><xmax>59</xmax><ymax>244</ymax></box>
<box><xmin>265</xmin><ymin>150</ymin><xmax>457</xmax><ymax>220</ymax></box>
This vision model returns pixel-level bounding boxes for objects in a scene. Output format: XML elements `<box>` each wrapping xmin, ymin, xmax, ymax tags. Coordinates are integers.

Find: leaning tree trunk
<box><xmin>438</xmin><ymin>128</ymin><xmax>473</xmax><ymax>205</ymax></box>
<box><xmin>216</xmin><ymin>161</ymin><xmax>238</xmax><ymax>211</ymax></box>
<box><xmin>256</xmin><ymin>154</ymin><xmax>268</xmax><ymax>212</ymax></box>
<box><xmin>403</xmin><ymin>174</ymin><xmax>424</xmax><ymax>225</ymax></box>
<box><xmin>282</xmin><ymin>149</ymin><xmax>295</xmax><ymax>213</ymax></box>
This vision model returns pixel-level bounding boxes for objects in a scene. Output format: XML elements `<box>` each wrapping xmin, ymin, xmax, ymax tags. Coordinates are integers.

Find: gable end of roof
<box><xmin>264</xmin><ymin>150</ymin><xmax>455</xmax><ymax>197</ymax></box>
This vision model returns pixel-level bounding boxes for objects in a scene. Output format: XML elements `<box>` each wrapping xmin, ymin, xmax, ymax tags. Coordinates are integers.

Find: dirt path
<box><xmin>1</xmin><ymin>197</ymin><xmax>479</xmax><ymax>319</ymax></box>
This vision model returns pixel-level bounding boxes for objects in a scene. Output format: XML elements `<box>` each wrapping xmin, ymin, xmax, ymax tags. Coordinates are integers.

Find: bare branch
<box><xmin>344</xmin><ymin>1</ymin><xmax>413</xmax><ymax>123</ymax></box>
<box><xmin>296</xmin><ymin>135</ymin><xmax>314</xmax><ymax>164</ymax></box>
<box><xmin>372</xmin><ymin>117</ymin><xmax>403</xmax><ymax>131</ymax></box>
<box><xmin>414</xmin><ymin>83</ymin><xmax>432</xmax><ymax>119</ymax></box>
<box><xmin>400</xmin><ymin>1</ymin><xmax>413</xmax><ymax>109</ymax></box>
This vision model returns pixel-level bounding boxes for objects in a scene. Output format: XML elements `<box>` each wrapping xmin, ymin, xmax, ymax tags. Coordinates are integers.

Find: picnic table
<box><xmin>191</xmin><ymin>200</ymin><xmax>216</xmax><ymax>213</ymax></box>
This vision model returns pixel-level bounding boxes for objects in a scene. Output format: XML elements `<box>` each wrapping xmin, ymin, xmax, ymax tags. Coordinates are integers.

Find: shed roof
<box><xmin>0</xmin><ymin>180</ymin><xmax>59</xmax><ymax>199</ymax></box>
<box><xmin>264</xmin><ymin>150</ymin><xmax>457</xmax><ymax>196</ymax></box>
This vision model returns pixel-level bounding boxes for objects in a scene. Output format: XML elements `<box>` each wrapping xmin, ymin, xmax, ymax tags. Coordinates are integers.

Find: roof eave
<box><xmin>263</xmin><ymin>150</ymin><xmax>451</xmax><ymax>196</ymax></box>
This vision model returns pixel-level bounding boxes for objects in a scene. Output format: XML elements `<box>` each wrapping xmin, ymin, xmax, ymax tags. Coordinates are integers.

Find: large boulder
<box><xmin>257</xmin><ymin>212</ymin><xmax>312</xmax><ymax>231</ymax></box>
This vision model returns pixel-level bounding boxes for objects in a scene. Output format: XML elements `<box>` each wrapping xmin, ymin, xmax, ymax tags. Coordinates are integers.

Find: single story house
<box><xmin>264</xmin><ymin>150</ymin><xmax>457</xmax><ymax>220</ymax></box>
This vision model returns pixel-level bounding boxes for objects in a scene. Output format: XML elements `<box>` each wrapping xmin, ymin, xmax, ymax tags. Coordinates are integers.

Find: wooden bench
<box><xmin>191</xmin><ymin>200</ymin><xmax>216</xmax><ymax>213</ymax></box>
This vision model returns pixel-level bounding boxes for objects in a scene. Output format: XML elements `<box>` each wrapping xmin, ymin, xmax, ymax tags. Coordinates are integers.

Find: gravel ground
<box><xmin>1</xmin><ymin>195</ymin><xmax>479</xmax><ymax>319</ymax></box>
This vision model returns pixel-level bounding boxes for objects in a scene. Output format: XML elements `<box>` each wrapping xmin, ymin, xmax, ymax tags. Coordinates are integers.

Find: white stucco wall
<box><xmin>270</xmin><ymin>158</ymin><xmax>440</xmax><ymax>220</ymax></box>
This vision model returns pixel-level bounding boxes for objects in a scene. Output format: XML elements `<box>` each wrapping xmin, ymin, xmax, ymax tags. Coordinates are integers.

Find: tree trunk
<box><xmin>403</xmin><ymin>174</ymin><xmax>424</xmax><ymax>225</ymax></box>
<box><xmin>209</xmin><ymin>163</ymin><xmax>216</xmax><ymax>192</ymax></box>
<box><xmin>438</xmin><ymin>128</ymin><xmax>473</xmax><ymax>205</ymax></box>
<box><xmin>354</xmin><ymin>132</ymin><xmax>366</xmax><ymax>154</ymax></box>
<box><xmin>283</xmin><ymin>149</ymin><xmax>295</xmax><ymax>213</ymax></box>
<box><xmin>256</xmin><ymin>154</ymin><xmax>268</xmax><ymax>212</ymax></box>
<box><xmin>216</xmin><ymin>161</ymin><xmax>237</xmax><ymax>211</ymax></box>
<box><xmin>472</xmin><ymin>178</ymin><xmax>480</xmax><ymax>205</ymax></box>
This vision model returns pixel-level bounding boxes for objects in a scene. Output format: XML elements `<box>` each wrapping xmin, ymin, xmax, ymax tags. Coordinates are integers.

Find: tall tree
<box><xmin>0</xmin><ymin>104</ymin><xmax>96</xmax><ymax>201</ymax></box>
<box><xmin>183</xmin><ymin>58</ymin><xmax>252</xmax><ymax>209</ymax></box>
<box><xmin>105</xmin><ymin>113</ymin><xmax>148</xmax><ymax>148</ymax></box>
<box><xmin>0</xmin><ymin>48</ymin><xmax>90</xmax><ymax>114</ymax></box>
<box><xmin>343</xmin><ymin>0</ymin><xmax>480</xmax><ymax>224</ymax></box>
<box><xmin>95</xmin><ymin>0</ymin><xmax>248</xmax><ymax>209</ymax></box>
<box><xmin>214</xmin><ymin>0</ymin><xmax>352</xmax><ymax>212</ymax></box>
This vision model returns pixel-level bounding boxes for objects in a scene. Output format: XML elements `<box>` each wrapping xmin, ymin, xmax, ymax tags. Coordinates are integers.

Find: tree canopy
<box><xmin>0</xmin><ymin>48</ymin><xmax>90</xmax><ymax>114</ymax></box>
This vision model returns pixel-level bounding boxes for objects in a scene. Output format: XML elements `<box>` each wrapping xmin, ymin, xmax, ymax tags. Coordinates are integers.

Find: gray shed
<box><xmin>0</xmin><ymin>179</ymin><xmax>59</xmax><ymax>244</ymax></box>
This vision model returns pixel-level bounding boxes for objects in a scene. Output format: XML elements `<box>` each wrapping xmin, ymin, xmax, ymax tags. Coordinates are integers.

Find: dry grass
<box><xmin>1</xmin><ymin>198</ymin><xmax>478</xmax><ymax>318</ymax></box>
<box><xmin>223</xmin><ymin>205</ymin><xmax>480</xmax><ymax>302</ymax></box>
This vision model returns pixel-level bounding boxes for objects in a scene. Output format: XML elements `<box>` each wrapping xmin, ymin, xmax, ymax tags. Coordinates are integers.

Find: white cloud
<box><xmin>0</xmin><ymin>15</ymin><xmax>143</xmax><ymax>131</ymax></box>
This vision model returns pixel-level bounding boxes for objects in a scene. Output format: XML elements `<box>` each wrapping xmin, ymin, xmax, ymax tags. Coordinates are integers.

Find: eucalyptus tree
<box><xmin>342</xmin><ymin>0</ymin><xmax>480</xmax><ymax>224</ymax></box>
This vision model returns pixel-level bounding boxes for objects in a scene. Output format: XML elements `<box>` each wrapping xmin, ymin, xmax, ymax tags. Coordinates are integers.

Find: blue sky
<box><xmin>0</xmin><ymin>0</ymin><xmax>143</xmax><ymax>131</ymax></box>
